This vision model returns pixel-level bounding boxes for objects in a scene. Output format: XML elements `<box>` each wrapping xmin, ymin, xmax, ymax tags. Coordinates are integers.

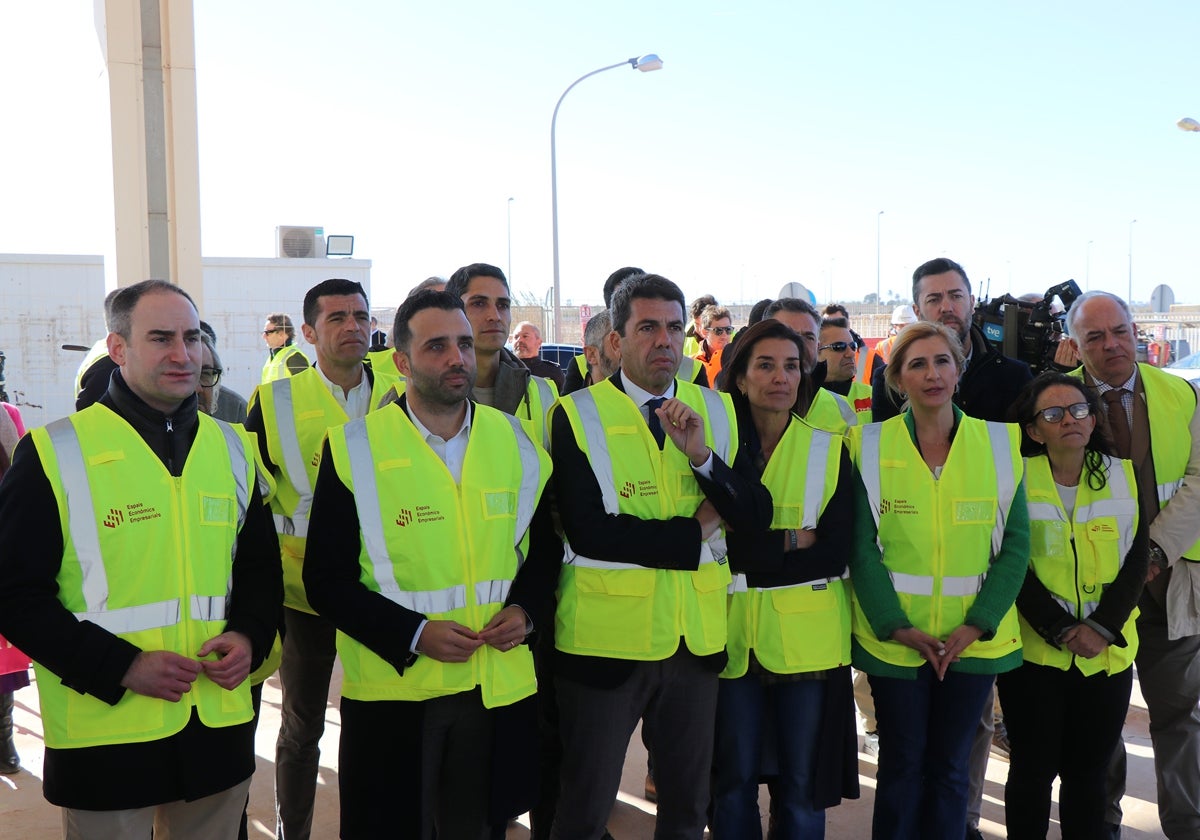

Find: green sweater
<box><xmin>849</xmin><ymin>408</ymin><xmax>1030</xmax><ymax>679</ymax></box>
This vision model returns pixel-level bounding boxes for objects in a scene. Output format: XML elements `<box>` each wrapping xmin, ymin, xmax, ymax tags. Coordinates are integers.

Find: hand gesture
<box><xmin>1061</xmin><ymin>623</ymin><xmax>1108</xmax><ymax>659</ymax></box>
<box><xmin>655</xmin><ymin>399</ymin><xmax>710</xmax><ymax>466</ymax></box>
<box><xmin>935</xmin><ymin>625</ymin><xmax>984</xmax><ymax>680</ymax></box>
<box><xmin>197</xmin><ymin>631</ymin><xmax>253</xmax><ymax>690</ymax></box>
<box><xmin>120</xmin><ymin>650</ymin><xmax>202</xmax><ymax>702</ymax></box>
<box><xmin>416</xmin><ymin>620</ymin><xmax>484</xmax><ymax>663</ymax></box>
<box><xmin>478</xmin><ymin>605</ymin><xmax>530</xmax><ymax>652</ymax></box>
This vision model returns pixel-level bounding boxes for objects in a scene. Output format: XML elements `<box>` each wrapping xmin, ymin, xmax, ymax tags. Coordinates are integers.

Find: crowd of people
<box><xmin>0</xmin><ymin>256</ymin><xmax>1197</xmax><ymax>840</ymax></box>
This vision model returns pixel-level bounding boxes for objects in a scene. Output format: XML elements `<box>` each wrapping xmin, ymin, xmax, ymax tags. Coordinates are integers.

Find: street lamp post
<box><xmin>506</xmin><ymin>197</ymin><xmax>514</xmax><ymax>284</ymax></box>
<box><xmin>875</xmin><ymin>210</ymin><xmax>884</xmax><ymax>309</ymax></box>
<box><xmin>550</xmin><ymin>54</ymin><xmax>662</xmax><ymax>342</ymax></box>
<box><xmin>1128</xmin><ymin>219</ymin><xmax>1137</xmax><ymax>303</ymax></box>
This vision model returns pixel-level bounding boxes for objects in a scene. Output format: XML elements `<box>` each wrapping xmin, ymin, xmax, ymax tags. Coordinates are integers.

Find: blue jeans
<box><xmin>711</xmin><ymin>675</ymin><xmax>826</xmax><ymax>839</ymax></box>
<box><xmin>868</xmin><ymin>668</ymin><xmax>994</xmax><ymax>840</ymax></box>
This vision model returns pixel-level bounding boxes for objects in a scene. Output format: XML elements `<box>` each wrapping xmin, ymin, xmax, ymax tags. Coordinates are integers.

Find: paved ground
<box><xmin>0</xmin><ymin>663</ymin><xmax>1169</xmax><ymax>838</ymax></box>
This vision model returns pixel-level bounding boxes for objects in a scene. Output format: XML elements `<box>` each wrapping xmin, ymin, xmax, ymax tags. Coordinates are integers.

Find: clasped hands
<box><xmin>120</xmin><ymin>630</ymin><xmax>252</xmax><ymax>702</ymax></box>
<box><xmin>891</xmin><ymin>625</ymin><xmax>984</xmax><ymax>681</ymax></box>
<box><xmin>416</xmin><ymin>605</ymin><xmax>529</xmax><ymax>664</ymax></box>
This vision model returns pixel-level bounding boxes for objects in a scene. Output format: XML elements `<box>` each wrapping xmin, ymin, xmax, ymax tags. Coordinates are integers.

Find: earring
<box><xmin>898</xmin><ymin>392</ymin><xmax>908</xmax><ymax>400</ymax></box>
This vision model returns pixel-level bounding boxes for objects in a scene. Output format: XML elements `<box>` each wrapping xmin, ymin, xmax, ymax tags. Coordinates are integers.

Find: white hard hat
<box><xmin>891</xmin><ymin>305</ymin><xmax>917</xmax><ymax>326</ymax></box>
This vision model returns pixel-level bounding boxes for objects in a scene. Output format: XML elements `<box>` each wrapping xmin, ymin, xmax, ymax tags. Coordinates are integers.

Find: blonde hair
<box><xmin>883</xmin><ymin>321</ymin><xmax>965</xmax><ymax>398</ymax></box>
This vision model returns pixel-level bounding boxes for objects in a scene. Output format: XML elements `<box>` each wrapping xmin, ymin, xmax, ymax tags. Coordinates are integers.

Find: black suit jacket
<box><xmin>550</xmin><ymin>374</ymin><xmax>773</xmax><ymax>687</ymax></box>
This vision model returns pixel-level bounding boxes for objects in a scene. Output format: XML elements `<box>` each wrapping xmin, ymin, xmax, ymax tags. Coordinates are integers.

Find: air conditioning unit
<box><xmin>276</xmin><ymin>225</ymin><xmax>325</xmax><ymax>259</ymax></box>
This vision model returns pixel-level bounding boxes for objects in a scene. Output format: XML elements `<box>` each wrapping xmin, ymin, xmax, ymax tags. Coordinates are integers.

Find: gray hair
<box><xmin>513</xmin><ymin>321</ymin><xmax>542</xmax><ymax>341</ymax></box>
<box><xmin>584</xmin><ymin>310</ymin><xmax>613</xmax><ymax>349</ymax></box>
<box><xmin>1065</xmin><ymin>291</ymin><xmax>1133</xmax><ymax>337</ymax></box>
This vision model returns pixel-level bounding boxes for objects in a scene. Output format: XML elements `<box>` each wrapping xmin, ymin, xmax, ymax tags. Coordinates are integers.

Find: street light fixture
<box><xmin>550</xmin><ymin>54</ymin><xmax>662</xmax><ymax>342</ymax></box>
<box><xmin>1128</xmin><ymin>219</ymin><xmax>1137</xmax><ymax>303</ymax></box>
<box><xmin>506</xmin><ymin>197</ymin><xmax>514</xmax><ymax>284</ymax></box>
<box><xmin>875</xmin><ymin>210</ymin><xmax>884</xmax><ymax>309</ymax></box>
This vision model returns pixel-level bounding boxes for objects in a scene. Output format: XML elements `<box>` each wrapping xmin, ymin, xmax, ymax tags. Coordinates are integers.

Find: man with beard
<box><xmin>870</xmin><ymin>258</ymin><xmax>1032</xmax><ymax>840</ymax></box>
<box><xmin>871</xmin><ymin>258</ymin><xmax>1031</xmax><ymax>424</ymax></box>
<box><xmin>304</xmin><ymin>291</ymin><xmax>560</xmax><ymax>838</ymax></box>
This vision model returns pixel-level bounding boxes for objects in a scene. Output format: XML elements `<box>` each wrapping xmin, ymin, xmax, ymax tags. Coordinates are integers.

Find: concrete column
<box><xmin>100</xmin><ymin>0</ymin><xmax>203</xmax><ymax>310</ymax></box>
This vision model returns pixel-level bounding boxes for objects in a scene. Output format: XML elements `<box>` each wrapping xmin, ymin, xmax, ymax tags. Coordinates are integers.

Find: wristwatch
<box><xmin>1149</xmin><ymin>541</ymin><xmax>1168</xmax><ymax>570</ymax></box>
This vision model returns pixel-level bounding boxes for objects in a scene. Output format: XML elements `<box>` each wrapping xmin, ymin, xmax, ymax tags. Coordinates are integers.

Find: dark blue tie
<box><xmin>646</xmin><ymin>397</ymin><xmax>666</xmax><ymax>449</ymax></box>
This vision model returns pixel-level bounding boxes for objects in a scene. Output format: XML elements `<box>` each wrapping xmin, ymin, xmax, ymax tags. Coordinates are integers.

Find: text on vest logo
<box><xmin>396</xmin><ymin>509</ymin><xmax>413</xmax><ymax>527</ymax></box>
<box><xmin>880</xmin><ymin>498</ymin><xmax>918</xmax><ymax>516</ymax></box>
<box><xmin>103</xmin><ymin>508</ymin><xmax>124</xmax><ymax>529</ymax></box>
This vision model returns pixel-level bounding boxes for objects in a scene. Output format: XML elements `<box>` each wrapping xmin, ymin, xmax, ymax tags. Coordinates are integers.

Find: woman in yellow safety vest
<box><xmin>1000</xmin><ymin>373</ymin><xmax>1147</xmax><ymax>839</ymax></box>
<box><xmin>848</xmin><ymin>321</ymin><xmax>1029</xmax><ymax>840</ymax></box>
<box><xmin>710</xmin><ymin>318</ymin><xmax>859</xmax><ymax>837</ymax></box>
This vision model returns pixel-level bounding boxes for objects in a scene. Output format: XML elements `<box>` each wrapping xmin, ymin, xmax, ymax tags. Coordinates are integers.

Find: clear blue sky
<box><xmin>2</xmin><ymin>1</ymin><xmax>1198</xmax><ymax>308</ymax></box>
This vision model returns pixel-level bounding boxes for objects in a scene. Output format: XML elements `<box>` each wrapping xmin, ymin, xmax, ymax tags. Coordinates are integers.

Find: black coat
<box><xmin>871</xmin><ymin>323</ymin><xmax>1033</xmax><ymax>424</ymax></box>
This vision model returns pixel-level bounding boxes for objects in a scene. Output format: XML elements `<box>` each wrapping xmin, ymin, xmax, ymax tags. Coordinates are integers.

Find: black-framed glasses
<box><xmin>199</xmin><ymin>367</ymin><xmax>222</xmax><ymax>387</ymax></box>
<box><xmin>710</xmin><ymin>326</ymin><xmax>735</xmax><ymax>336</ymax></box>
<box><xmin>263</xmin><ymin>327</ymin><xmax>283</xmax><ymax>336</ymax></box>
<box><xmin>1035</xmin><ymin>402</ymin><xmax>1091</xmax><ymax>423</ymax></box>
<box><xmin>818</xmin><ymin>341</ymin><xmax>858</xmax><ymax>353</ymax></box>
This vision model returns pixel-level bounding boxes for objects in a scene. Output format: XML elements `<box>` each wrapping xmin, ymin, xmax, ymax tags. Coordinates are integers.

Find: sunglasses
<box><xmin>199</xmin><ymin>367</ymin><xmax>223</xmax><ymax>387</ymax></box>
<box><xmin>818</xmin><ymin>341</ymin><xmax>858</xmax><ymax>353</ymax></box>
<box><xmin>1034</xmin><ymin>402</ymin><xmax>1092</xmax><ymax>423</ymax></box>
<box><xmin>709</xmin><ymin>326</ymin><xmax>735</xmax><ymax>336</ymax></box>
<box><xmin>263</xmin><ymin>327</ymin><xmax>284</xmax><ymax>336</ymax></box>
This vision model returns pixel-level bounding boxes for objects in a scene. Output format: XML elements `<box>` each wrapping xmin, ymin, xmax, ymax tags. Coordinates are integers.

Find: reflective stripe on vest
<box><xmin>528</xmin><ymin>376</ymin><xmax>557</xmax><ymax>449</ymax></box>
<box><xmin>729</xmin><ymin>569</ymin><xmax>847</xmax><ymax>594</ymax></box>
<box><xmin>269</xmin><ymin>378</ymin><xmax>313</xmax><ymax>539</ymax></box>
<box><xmin>564</xmin><ymin>386</ymin><xmax>731</xmax><ymax>571</ymax></box>
<box><xmin>859</xmin><ymin>418</ymin><xmax>1017</xmax><ymax>607</ymax></box>
<box><xmin>345</xmin><ymin>410</ymin><xmax>542</xmax><ymax>608</ymax></box>
<box><xmin>859</xmin><ymin>419</ymin><xmax>1016</xmax><ymax>560</ymax></box>
<box><xmin>45</xmin><ymin>418</ymin><xmax>247</xmax><ymax>634</ymax></box>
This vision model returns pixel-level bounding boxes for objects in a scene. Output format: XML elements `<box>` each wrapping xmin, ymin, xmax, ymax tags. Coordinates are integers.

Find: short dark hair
<box><xmin>764</xmin><ymin>298</ymin><xmax>820</xmax><ymax>325</ymax></box>
<box><xmin>446</xmin><ymin>264</ymin><xmax>509</xmax><ymax>299</ymax></box>
<box><xmin>109</xmin><ymin>280</ymin><xmax>197</xmax><ymax>339</ymax></box>
<box><xmin>265</xmin><ymin>312</ymin><xmax>295</xmax><ymax>338</ymax></box>
<box><xmin>303</xmin><ymin>278</ymin><xmax>368</xmax><ymax>326</ymax></box>
<box><xmin>690</xmin><ymin>295</ymin><xmax>719</xmax><ymax>320</ymax></box>
<box><xmin>823</xmin><ymin>303</ymin><xmax>849</xmax><ymax>319</ymax></box>
<box><xmin>199</xmin><ymin>320</ymin><xmax>217</xmax><ymax>343</ymax></box>
<box><xmin>610</xmin><ymin>274</ymin><xmax>687</xmax><ymax>336</ymax></box>
<box><xmin>821</xmin><ymin>316</ymin><xmax>850</xmax><ymax>331</ymax></box>
<box><xmin>392</xmin><ymin>290</ymin><xmax>466</xmax><ymax>352</ymax></box>
<box><xmin>602</xmin><ymin>266</ymin><xmax>646</xmax><ymax>310</ymax></box>
<box><xmin>747</xmin><ymin>298</ymin><xmax>774</xmax><ymax>326</ymax></box>
<box><xmin>912</xmin><ymin>258</ymin><xmax>971</xmax><ymax>304</ymax></box>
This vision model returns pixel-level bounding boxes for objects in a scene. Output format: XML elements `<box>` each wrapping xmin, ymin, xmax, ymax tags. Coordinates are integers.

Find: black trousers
<box><xmin>998</xmin><ymin>662</ymin><xmax>1133</xmax><ymax>840</ymax></box>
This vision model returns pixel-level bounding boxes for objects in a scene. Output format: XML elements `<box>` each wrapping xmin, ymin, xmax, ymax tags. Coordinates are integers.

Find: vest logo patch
<box><xmin>310</xmin><ymin>452</ymin><xmax>321</xmax><ymax>467</ymax></box>
<box><xmin>124</xmin><ymin>502</ymin><xmax>162</xmax><ymax>523</ymax></box>
<box><xmin>880</xmin><ymin>498</ymin><xmax>918</xmax><ymax>516</ymax></box>
<box><xmin>619</xmin><ymin>481</ymin><xmax>636</xmax><ymax>499</ymax></box>
<box><xmin>854</xmin><ymin>397</ymin><xmax>872</xmax><ymax>411</ymax></box>
<box><xmin>103</xmin><ymin>508</ymin><xmax>124</xmax><ymax>529</ymax></box>
<box><xmin>954</xmin><ymin>500</ymin><xmax>993</xmax><ymax>524</ymax></box>
<box><xmin>396</xmin><ymin>506</ymin><xmax>446</xmax><ymax>526</ymax></box>
<box><xmin>202</xmin><ymin>496</ymin><xmax>232</xmax><ymax>523</ymax></box>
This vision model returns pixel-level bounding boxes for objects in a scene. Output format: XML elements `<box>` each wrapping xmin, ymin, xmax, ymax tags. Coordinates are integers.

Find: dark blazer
<box><xmin>871</xmin><ymin>323</ymin><xmax>1033</xmax><ymax>424</ymax></box>
<box><xmin>550</xmin><ymin>373</ymin><xmax>773</xmax><ymax>688</ymax></box>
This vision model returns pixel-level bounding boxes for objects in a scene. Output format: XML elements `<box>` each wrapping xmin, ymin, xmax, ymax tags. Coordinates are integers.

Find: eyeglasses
<box><xmin>709</xmin><ymin>326</ymin><xmax>735</xmax><ymax>336</ymax></box>
<box><xmin>199</xmin><ymin>367</ymin><xmax>222</xmax><ymax>387</ymax></box>
<box><xmin>817</xmin><ymin>341</ymin><xmax>858</xmax><ymax>353</ymax></box>
<box><xmin>1034</xmin><ymin>402</ymin><xmax>1091</xmax><ymax>423</ymax></box>
<box><xmin>263</xmin><ymin>327</ymin><xmax>284</xmax><ymax>336</ymax></box>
